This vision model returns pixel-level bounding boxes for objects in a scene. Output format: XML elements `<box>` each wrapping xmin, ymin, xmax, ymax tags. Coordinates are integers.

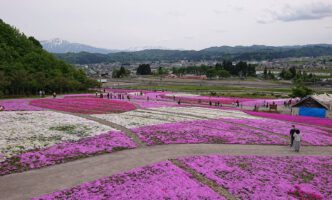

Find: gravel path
<box><xmin>1</xmin><ymin>144</ymin><xmax>331</xmax><ymax>200</ymax></box>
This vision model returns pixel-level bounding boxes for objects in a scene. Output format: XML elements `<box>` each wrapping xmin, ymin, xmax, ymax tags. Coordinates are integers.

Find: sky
<box><xmin>1</xmin><ymin>0</ymin><xmax>332</xmax><ymax>50</ymax></box>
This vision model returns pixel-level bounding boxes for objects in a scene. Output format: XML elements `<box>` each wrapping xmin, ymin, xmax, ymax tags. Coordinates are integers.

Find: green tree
<box><xmin>206</xmin><ymin>68</ymin><xmax>217</xmax><ymax>79</ymax></box>
<box><xmin>136</xmin><ymin>64</ymin><xmax>151</xmax><ymax>75</ymax></box>
<box><xmin>263</xmin><ymin>67</ymin><xmax>268</xmax><ymax>79</ymax></box>
<box><xmin>291</xmin><ymin>86</ymin><xmax>312</xmax><ymax>98</ymax></box>
<box><xmin>217</xmin><ymin>70</ymin><xmax>231</xmax><ymax>79</ymax></box>
<box><xmin>0</xmin><ymin>19</ymin><xmax>98</xmax><ymax>96</ymax></box>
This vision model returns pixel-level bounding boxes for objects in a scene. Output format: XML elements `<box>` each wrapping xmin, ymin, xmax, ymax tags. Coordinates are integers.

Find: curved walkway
<box><xmin>1</xmin><ymin>143</ymin><xmax>332</xmax><ymax>200</ymax></box>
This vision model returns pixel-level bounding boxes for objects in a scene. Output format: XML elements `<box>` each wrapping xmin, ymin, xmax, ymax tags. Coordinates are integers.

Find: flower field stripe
<box><xmin>145</xmin><ymin>107</ymin><xmax>332</xmax><ymax>145</ymax></box>
<box><xmin>0</xmin><ymin>111</ymin><xmax>111</xmax><ymax>160</ymax></box>
<box><xmin>32</xmin><ymin>161</ymin><xmax>224</xmax><ymax>200</ymax></box>
<box><xmin>132</xmin><ymin>119</ymin><xmax>287</xmax><ymax>146</ymax></box>
<box><xmin>170</xmin><ymin>159</ymin><xmax>237</xmax><ymax>200</ymax></box>
<box><xmin>244</xmin><ymin>110</ymin><xmax>332</xmax><ymax>129</ymax></box>
<box><xmin>0</xmin><ymin>131</ymin><xmax>137</xmax><ymax>176</ymax></box>
<box><xmin>30</xmin><ymin>98</ymin><xmax>136</xmax><ymax>114</ymax></box>
<box><xmin>222</xmin><ymin>118</ymin><xmax>332</xmax><ymax>146</ymax></box>
<box><xmin>180</xmin><ymin>155</ymin><xmax>332</xmax><ymax>199</ymax></box>
<box><xmin>0</xmin><ymin>99</ymin><xmax>45</xmax><ymax>111</ymax></box>
<box><xmin>143</xmin><ymin>108</ymin><xmax>289</xmax><ymax>143</ymax></box>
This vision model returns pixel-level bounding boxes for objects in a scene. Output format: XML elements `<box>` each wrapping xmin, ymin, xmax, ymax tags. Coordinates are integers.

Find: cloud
<box><xmin>167</xmin><ymin>10</ymin><xmax>185</xmax><ymax>18</ymax></box>
<box><xmin>213</xmin><ymin>9</ymin><xmax>224</xmax><ymax>15</ymax></box>
<box><xmin>184</xmin><ymin>35</ymin><xmax>194</xmax><ymax>40</ymax></box>
<box><xmin>258</xmin><ymin>2</ymin><xmax>332</xmax><ymax>24</ymax></box>
<box><xmin>213</xmin><ymin>29</ymin><xmax>227</xmax><ymax>34</ymax></box>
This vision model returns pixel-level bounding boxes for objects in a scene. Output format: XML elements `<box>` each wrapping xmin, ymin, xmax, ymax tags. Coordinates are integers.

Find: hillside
<box><xmin>55</xmin><ymin>44</ymin><xmax>332</xmax><ymax>64</ymax></box>
<box><xmin>0</xmin><ymin>19</ymin><xmax>98</xmax><ymax>97</ymax></box>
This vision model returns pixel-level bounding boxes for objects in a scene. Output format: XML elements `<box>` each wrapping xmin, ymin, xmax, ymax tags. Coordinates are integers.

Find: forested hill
<box><xmin>55</xmin><ymin>44</ymin><xmax>332</xmax><ymax>64</ymax></box>
<box><xmin>0</xmin><ymin>19</ymin><xmax>98</xmax><ymax>97</ymax></box>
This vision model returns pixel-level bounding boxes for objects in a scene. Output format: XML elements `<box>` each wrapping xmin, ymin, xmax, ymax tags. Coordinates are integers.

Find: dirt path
<box><xmin>1</xmin><ymin>144</ymin><xmax>331</xmax><ymax>200</ymax></box>
<box><xmin>70</xmin><ymin>113</ymin><xmax>146</xmax><ymax>147</ymax></box>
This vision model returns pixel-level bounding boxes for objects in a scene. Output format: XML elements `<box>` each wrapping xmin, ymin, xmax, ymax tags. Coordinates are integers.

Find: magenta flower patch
<box><xmin>245</xmin><ymin>111</ymin><xmax>332</xmax><ymax>128</ymax></box>
<box><xmin>32</xmin><ymin>161</ymin><xmax>223</xmax><ymax>200</ymax></box>
<box><xmin>0</xmin><ymin>131</ymin><xmax>136</xmax><ymax>175</ymax></box>
<box><xmin>30</xmin><ymin>98</ymin><xmax>136</xmax><ymax>114</ymax></box>
<box><xmin>180</xmin><ymin>155</ymin><xmax>332</xmax><ymax>199</ymax></box>
<box><xmin>132</xmin><ymin>119</ymin><xmax>287</xmax><ymax>145</ymax></box>
<box><xmin>222</xmin><ymin>118</ymin><xmax>332</xmax><ymax>146</ymax></box>
<box><xmin>0</xmin><ymin>99</ymin><xmax>45</xmax><ymax>111</ymax></box>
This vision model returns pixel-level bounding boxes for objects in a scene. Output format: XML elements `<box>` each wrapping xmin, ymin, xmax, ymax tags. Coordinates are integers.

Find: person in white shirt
<box><xmin>293</xmin><ymin>129</ymin><xmax>301</xmax><ymax>152</ymax></box>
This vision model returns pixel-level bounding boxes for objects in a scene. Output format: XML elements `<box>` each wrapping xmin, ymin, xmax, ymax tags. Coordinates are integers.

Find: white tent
<box><xmin>312</xmin><ymin>93</ymin><xmax>332</xmax><ymax>110</ymax></box>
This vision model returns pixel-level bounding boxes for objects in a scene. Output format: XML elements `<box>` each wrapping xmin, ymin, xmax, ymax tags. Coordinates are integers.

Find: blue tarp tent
<box><xmin>299</xmin><ymin>107</ymin><xmax>326</xmax><ymax>118</ymax></box>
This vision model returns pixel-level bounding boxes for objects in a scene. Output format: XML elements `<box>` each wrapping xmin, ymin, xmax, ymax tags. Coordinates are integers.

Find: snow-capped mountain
<box><xmin>124</xmin><ymin>46</ymin><xmax>171</xmax><ymax>51</ymax></box>
<box><xmin>41</xmin><ymin>38</ymin><xmax>120</xmax><ymax>54</ymax></box>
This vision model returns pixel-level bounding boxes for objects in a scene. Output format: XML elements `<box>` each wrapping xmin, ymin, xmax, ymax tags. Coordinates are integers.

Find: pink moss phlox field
<box><xmin>180</xmin><ymin>155</ymin><xmax>332</xmax><ymax>199</ymax></box>
<box><xmin>241</xmin><ymin>98</ymin><xmax>298</xmax><ymax>107</ymax></box>
<box><xmin>161</xmin><ymin>95</ymin><xmax>251</xmax><ymax>105</ymax></box>
<box><xmin>160</xmin><ymin>94</ymin><xmax>296</xmax><ymax>106</ymax></box>
<box><xmin>0</xmin><ymin>131</ymin><xmax>136</xmax><ymax>175</ymax></box>
<box><xmin>30</xmin><ymin>98</ymin><xmax>136</xmax><ymax>114</ymax></box>
<box><xmin>245</xmin><ymin>111</ymin><xmax>332</xmax><ymax>128</ymax></box>
<box><xmin>32</xmin><ymin>161</ymin><xmax>224</xmax><ymax>200</ymax></box>
<box><xmin>132</xmin><ymin>119</ymin><xmax>287</xmax><ymax>145</ymax></box>
<box><xmin>223</xmin><ymin>118</ymin><xmax>332</xmax><ymax>146</ymax></box>
<box><xmin>0</xmin><ymin>99</ymin><xmax>45</xmax><ymax>111</ymax></box>
<box><xmin>63</xmin><ymin>94</ymin><xmax>95</xmax><ymax>98</ymax></box>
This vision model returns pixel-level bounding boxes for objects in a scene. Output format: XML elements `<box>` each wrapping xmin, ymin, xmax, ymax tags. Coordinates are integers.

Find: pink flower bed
<box><xmin>161</xmin><ymin>94</ymin><xmax>287</xmax><ymax>106</ymax></box>
<box><xmin>0</xmin><ymin>131</ymin><xmax>136</xmax><ymax>176</ymax></box>
<box><xmin>245</xmin><ymin>111</ymin><xmax>332</xmax><ymax>128</ymax></box>
<box><xmin>223</xmin><ymin>118</ymin><xmax>332</xmax><ymax>146</ymax></box>
<box><xmin>63</xmin><ymin>94</ymin><xmax>95</xmax><ymax>98</ymax></box>
<box><xmin>241</xmin><ymin>98</ymin><xmax>298</xmax><ymax>107</ymax></box>
<box><xmin>132</xmin><ymin>119</ymin><xmax>287</xmax><ymax>145</ymax></box>
<box><xmin>30</xmin><ymin>98</ymin><xmax>136</xmax><ymax>114</ymax></box>
<box><xmin>161</xmin><ymin>95</ymin><xmax>245</xmax><ymax>105</ymax></box>
<box><xmin>32</xmin><ymin>161</ymin><xmax>223</xmax><ymax>200</ymax></box>
<box><xmin>180</xmin><ymin>155</ymin><xmax>332</xmax><ymax>199</ymax></box>
<box><xmin>0</xmin><ymin>99</ymin><xmax>45</xmax><ymax>111</ymax></box>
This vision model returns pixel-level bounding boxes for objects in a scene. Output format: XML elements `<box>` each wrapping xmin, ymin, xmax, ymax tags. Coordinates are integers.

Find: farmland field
<box><xmin>0</xmin><ymin>89</ymin><xmax>331</xmax><ymax>200</ymax></box>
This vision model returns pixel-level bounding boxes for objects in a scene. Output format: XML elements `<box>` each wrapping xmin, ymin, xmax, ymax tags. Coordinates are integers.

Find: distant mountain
<box><xmin>41</xmin><ymin>38</ymin><xmax>120</xmax><ymax>54</ymax></box>
<box><xmin>54</xmin><ymin>44</ymin><xmax>332</xmax><ymax>64</ymax></box>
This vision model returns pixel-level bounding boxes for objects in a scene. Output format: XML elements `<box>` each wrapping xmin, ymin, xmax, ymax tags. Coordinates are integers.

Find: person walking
<box><xmin>293</xmin><ymin>129</ymin><xmax>301</xmax><ymax>152</ymax></box>
<box><xmin>290</xmin><ymin>125</ymin><xmax>297</xmax><ymax>147</ymax></box>
<box><xmin>52</xmin><ymin>92</ymin><xmax>57</xmax><ymax>98</ymax></box>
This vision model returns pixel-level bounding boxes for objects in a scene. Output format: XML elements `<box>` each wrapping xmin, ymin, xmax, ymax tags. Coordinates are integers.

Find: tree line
<box><xmin>172</xmin><ymin>61</ymin><xmax>256</xmax><ymax>79</ymax></box>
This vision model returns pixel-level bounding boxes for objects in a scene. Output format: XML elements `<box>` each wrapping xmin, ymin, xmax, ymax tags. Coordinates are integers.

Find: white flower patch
<box><xmin>93</xmin><ymin>107</ymin><xmax>259</xmax><ymax>129</ymax></box>
<box><xmin>0</xmin><ymin>111</ymin><xmax>112</xmax><ymax>158</ymax></box>
<box><xmin>93</xmin><ymin>109</ymin><xmax>198</xmax><ymax>128</ymax></box>
<box><xmin>149</xmin><ymin>107</ymin><xmax>260</xmax><ymax>120</ymax></box>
